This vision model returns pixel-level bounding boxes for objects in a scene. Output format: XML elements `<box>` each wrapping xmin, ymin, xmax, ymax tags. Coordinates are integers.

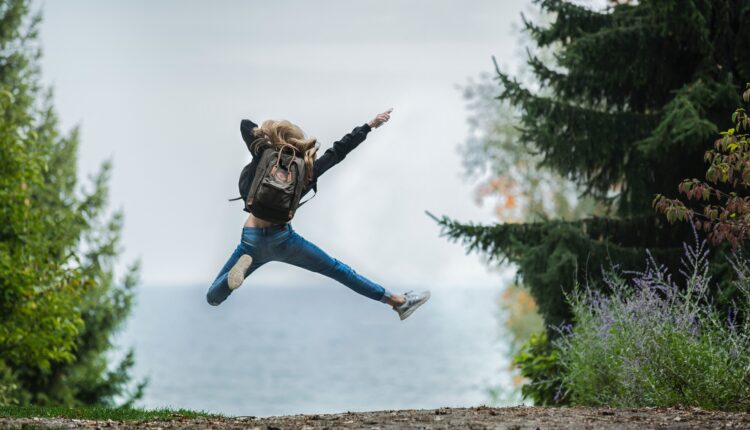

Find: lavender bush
<box><xmin>555</xmin><ymin>229</ymin><xmax>750</xmax><ymax>411</ymax></box>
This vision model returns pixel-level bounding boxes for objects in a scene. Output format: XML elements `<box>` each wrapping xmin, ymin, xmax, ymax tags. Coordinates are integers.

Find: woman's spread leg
<box><xmin>276</xmin><ymin>230</ymin><xmax>394</xmax><ymax>303</ymax></box>
<box><xmin>206</xmin><ymin>242</ymin><xmax>264</xmax><ymax>306</ymax></box>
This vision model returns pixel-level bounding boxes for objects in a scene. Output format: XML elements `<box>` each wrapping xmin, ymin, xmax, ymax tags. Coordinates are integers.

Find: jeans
<box><xmin>206</xmin><ymin>224</ymin><xmax>393</xmax><ymax>306</ymax></box>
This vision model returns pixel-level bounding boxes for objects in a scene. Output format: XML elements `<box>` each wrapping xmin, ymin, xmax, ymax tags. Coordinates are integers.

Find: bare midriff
<box><xmin>243</xmin><ymin>213</ymin><xmax>289</xmax><ymax>228</ymax></box>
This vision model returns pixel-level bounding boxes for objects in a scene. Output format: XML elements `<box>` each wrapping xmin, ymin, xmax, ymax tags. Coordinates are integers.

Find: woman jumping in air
<box><xmin>206</xmin><ymin>109</ymin><xmax>431</xmax><ymax>320</ymax></box>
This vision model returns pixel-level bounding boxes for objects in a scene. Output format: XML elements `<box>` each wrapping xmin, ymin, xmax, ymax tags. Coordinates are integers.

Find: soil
<box><xmin>2</xmin><ymin>405</ymin><xmax>749</xmax><ymax>430</ymax></box>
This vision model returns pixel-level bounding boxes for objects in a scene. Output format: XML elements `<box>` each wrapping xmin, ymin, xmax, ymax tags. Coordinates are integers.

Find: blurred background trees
<box><xmin>444</xmin><ymin>0</ymin><xmax>750</xmax><ymax>328</ymax></box>
<box><xmin>448</xmin><ymin>0</ymin><xmax>750</xmax><ymax>404</ymax></box>
<box><xmin>0</xmin><ymin>0</ymin><xmax>142</xmax><ymax>406</ymax></box>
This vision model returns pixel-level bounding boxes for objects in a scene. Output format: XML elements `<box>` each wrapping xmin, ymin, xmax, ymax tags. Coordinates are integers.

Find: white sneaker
<box><xmin>227</xmin><ymin>254</ymin><xmax>253</xmax><ymax>290</ymax></box>
<box><xmin>394</xmin><ymin>290</ymin><xmax>431</xmax><ymax>320</ymax></box>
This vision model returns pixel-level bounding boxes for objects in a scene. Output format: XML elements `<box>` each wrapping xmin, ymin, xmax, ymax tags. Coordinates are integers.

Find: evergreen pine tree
<box><xmin>0</xmin><ymin>0</ymin><xmax>143</xmax><ymax>405</ymax></box>
<box><xmin>435</xmin><ymin>0</ymin><xmax>750</xmax><ymax>329</ymax></box>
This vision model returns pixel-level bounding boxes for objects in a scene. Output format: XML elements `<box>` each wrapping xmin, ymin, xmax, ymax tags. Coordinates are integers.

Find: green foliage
<box><xmin>0</xmin><ymin>6</ymin><xmax>83</xmax><ymax>375</ymax></box>
<box><xmin>459</xmin><ymin>73</ymin><xmax>595</xmax><ymax>223</ymax></box>
<box><xmin>513</xmin><ymin>332</ymin><xmax>566</xmax><ymax>406</ymax></box>
<box><xmin>555</xmin><ymin>238</ymin><xmax>750</xmax><ymax>411</ymax></box>
<box><xmin>458</xmin><ymin>13</ymin><xmax>603</xmax><ymax>404</ymax></box>
<box><xmin>439</xmin><ymin>0</ymin><xmax>750</xmax><ymax>331</ymax></box>
<box><xmin>655</xmin><ymin>85</ymin><xmax>750</xmax><ymax>248</ymax></box>
<box><xmin>0</xmin><ymin>405</ymin><xmax>221</xmax><ymax>420</ymax></box>
<box><xmin>434</xmin><ymin>213</ymin><xmax>687</xmax><ymax>327</ymax></box>
<box><xmin>0</xmin><ymin>0</ymin><xmax>142</xmax><ymax>406</ymax></box>
<box><xmin>0</xmin><ymin>361</ymin><xmax>23</xmax><ymax>407</ymax></box>
<box><xmin>459</xmin><ymin>19</ymin><xmax>605</xmax><ymax>225</ymax></box>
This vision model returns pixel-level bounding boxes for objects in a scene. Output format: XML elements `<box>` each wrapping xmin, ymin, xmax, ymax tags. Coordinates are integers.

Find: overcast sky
<box><xmin>34</xmin><ymin>0</ymin><xmax>533</xmax><ymax>290</ymax></box>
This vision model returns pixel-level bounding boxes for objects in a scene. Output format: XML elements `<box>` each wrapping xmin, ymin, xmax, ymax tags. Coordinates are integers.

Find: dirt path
<box><xmin>2</xmin><ymin>406</ymin><xmax>749</xmax><ymax>429</ymax></box>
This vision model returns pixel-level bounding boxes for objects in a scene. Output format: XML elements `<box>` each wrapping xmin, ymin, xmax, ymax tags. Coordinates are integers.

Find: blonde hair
<box><xmin>253</xmin><ymin>119</ymin><xmax>318</xmax><ymax>184</ymax></box>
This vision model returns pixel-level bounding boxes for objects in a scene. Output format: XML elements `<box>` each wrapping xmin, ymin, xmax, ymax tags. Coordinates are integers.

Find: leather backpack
<box><xmin>235</xmin><ymin>138</ymin><xmax>311</xmax><ymax>223</ymax></box>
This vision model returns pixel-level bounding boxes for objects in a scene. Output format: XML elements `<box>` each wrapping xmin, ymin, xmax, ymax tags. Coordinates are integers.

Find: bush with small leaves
<box><xmin>555</xmin><ymin>228</ymin><xmax>750</xmax><ymax>411</ymax></box>
<box><xmin>654</xmin><ymin>84</ymin><xmax>750</xmax><ymax>248</ymax></box>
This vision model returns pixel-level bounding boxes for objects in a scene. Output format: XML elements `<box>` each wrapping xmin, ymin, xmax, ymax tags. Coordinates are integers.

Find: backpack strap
<box><xmin>274</xmin><ymin>143</ymin><xmax>298</xmax><ymax>169</ymax></box>
<box><xmin>228</xmin><ymin>140</ymin><xmax>274</xmax><ymax>202</ymax></box>
<box><xmin>298</xmin><ymin>183</ymin><xmax>317</xmax><ymax>207</ymax></box>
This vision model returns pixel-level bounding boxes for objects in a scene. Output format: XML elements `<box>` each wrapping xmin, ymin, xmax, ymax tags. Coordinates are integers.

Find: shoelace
<box><xmin>403</xmin><ymin>290</ymin><xmax>419</xmax><ymax>306</ymax></box>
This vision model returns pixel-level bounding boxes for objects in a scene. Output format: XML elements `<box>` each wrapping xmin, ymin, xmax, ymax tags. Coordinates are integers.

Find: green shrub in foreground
<box><xmin>0</xmin><ymin>0</ymin><xmax>143</xmax><ymax>406</ymax></box>
<box><xmin>555</xmin><ymin>234</ymin><xmax>750</xmax><ymax>411</ymax></box>
<box><xmin>513</xmin><ymin>332</ymin><xmax>566</xmax><ymax>405</ymax></box>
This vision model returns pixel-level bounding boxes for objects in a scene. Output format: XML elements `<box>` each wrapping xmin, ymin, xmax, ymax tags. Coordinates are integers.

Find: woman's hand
<box><xmin>368</xmin><ymin>108</ymin><xmax>393</xmax><ymax>129</ymax></box>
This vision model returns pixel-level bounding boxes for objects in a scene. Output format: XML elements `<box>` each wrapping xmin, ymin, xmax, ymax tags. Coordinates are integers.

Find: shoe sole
<box><xmin>228</xmin><ymin>254</ymin><xmax>253</xmax><ymax>290</ymax></box>
<box><xmin>399</xmin><ymin>291</ymin><xmax>431</xmax><ymax>320</ymax></box>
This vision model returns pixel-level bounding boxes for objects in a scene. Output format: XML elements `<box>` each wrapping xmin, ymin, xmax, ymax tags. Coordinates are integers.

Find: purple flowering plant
<box><xmin>553</xmin><ymin>224</ymin><xmax>750</xmax><ymax>410</ymax></box>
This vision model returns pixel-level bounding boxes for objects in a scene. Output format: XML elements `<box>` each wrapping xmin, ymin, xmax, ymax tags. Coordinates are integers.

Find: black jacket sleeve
<box><xmin>300</xmin><ymin>122</ymin><xmax>371</xmax><ymax>198</ymax></box>
<box><xmin>240</xmin><ymin>119</ymin><xmax>267</xmax><ymax>157</ymax></box>
<box><xmin>312</xmin><ymin>123</ymin><xmax>372</xmax><ymax>181</ymax></box>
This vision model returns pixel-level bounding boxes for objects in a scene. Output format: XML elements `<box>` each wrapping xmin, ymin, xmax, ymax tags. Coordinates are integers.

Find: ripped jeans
<box><xmin>206</xmin><ymin>224</ymin><xmax>393</xmax><ymax>306</ymax></box>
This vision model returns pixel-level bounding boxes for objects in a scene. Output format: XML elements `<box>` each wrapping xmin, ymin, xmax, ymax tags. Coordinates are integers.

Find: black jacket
<box><xmin>239</xmin><ymin>119</ymin><xmax>372</xmax><ymax>212</ymax></box>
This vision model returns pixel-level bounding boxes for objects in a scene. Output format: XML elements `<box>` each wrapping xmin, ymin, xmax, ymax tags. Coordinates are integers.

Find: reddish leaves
<box><xmin>654</xmin><ymin>99</ymin><xmax>750</xmax><ymax>249</ymax></box>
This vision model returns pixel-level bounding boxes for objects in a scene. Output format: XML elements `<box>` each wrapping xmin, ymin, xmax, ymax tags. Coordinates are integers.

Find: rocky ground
<box><xmin>2</xmin><ymin>406</ymin><xmax>749</xmax><ymax>429</ymax></box>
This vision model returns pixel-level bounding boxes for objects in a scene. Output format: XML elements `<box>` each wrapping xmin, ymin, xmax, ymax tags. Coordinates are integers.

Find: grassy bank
<box><xmin>0</xmin><ymin>405</ymin><xmax>220</xmax><ymax>421</ymax></box>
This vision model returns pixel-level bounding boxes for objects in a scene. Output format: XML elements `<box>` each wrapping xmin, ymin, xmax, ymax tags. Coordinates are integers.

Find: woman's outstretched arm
<box><xmin>311</xmin><ymin>108</ymin><xmax>393</xmax><ymax>182</ymax></box>
<box><xmin>240</xmin><ymin>119</ymin><xmax>269</xmax><ymax>156</ymax></box>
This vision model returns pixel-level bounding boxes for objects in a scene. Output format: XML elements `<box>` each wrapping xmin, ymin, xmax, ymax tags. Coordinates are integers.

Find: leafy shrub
<box><xmin>513</xmin><ymin>332</ymin><xmax>567</xmax><ymax>405</ymax></box>
<box><xmin>0</xmin><ymin>361</ymin><xmax>24</xmax><ymax>407</ymax></box>
<box><xmin>654</xmin><ymin>84</ymin><xmax>750</xmax><ymax>248</ymax></box>
<box><xmin>555</xmin><ymin>229</ymin><xmax>750</xmax><ymax>411</ymax></box>
<box><xmin>0</xmin><ymin>0</ymin><xmax>142</xmax><ymax>405</ymax></box>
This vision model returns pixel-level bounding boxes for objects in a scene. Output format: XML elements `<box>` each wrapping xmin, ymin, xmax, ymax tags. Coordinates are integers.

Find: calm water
<box><xmin>114</xmin><ymin>284</ymin><xmax>511</xmax><ymax>417</ymax></box>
